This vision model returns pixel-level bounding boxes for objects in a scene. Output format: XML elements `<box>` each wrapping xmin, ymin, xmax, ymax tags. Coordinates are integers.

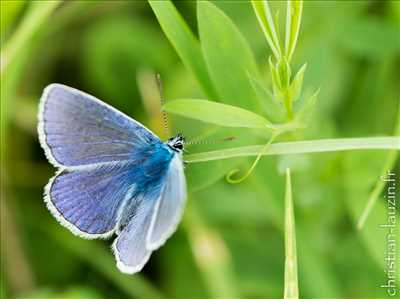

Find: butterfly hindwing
<box><xmin>112</xmin><ymin>193</ymin><xmax>157</xmax><ymax>274</ymax></box>
<box><xmin>146</xmin><ymin>155</ymin><xmax>187</xmax><ymax>250</ymax></box>
<box><xmin>38</xmin><ymin>84</ymin><xmax>159</xmax><ymax>167</ymax></box>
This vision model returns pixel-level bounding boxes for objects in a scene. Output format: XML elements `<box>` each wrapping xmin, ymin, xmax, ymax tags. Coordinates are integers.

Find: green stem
<box><xmin>356</xmin><ymin>148</ymin><xmax>398</xmax><ymax>230</ymax></box>
<box><xmin>185</xmin><ymin>137</ymin><xmax>400</xmax><ymax>163</ymax></box>
<box><xmin>357</xmin><ymin>106</ymin><xmax>400</xmax><ymax>229</ymax></box>
<box><xmin>226</xmin><ymin>133</ymin><xmax>278</xmax><ymax>184</ymax></box>
<box><xmin>284</xmin><ymin>92</ymin><xmax>294</xmax><ymax>120</ymax></box>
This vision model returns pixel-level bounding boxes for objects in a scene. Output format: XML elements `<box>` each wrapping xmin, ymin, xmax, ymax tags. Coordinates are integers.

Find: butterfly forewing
<box><xmin>38</xmin><ymin>84</ymin><xmax>159</xmax><ymax>167</ymax></box>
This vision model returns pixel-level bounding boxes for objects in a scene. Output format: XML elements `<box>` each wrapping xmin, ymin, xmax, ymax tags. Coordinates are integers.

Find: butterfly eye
<box><xmin>173</xmin><ymin>142</ymin><xmax>183</xmax><ymax>150</ymax></box>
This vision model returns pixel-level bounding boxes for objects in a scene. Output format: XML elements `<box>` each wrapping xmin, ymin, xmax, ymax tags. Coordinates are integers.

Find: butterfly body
<box><xmin>38</xmin><ymin>84</ymin><xmax>187</xmax><ymax>274</ymax></box>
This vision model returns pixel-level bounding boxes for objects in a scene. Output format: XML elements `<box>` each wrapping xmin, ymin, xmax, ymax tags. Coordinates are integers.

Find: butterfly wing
<box><xmin>39</xmin><ymin>84</ymin><xmax>166</xmax><ymax>239</ymax></box>
<box><xmin>38</xmin><ymin>83</ymin><xmax>159</xmax><ymax>167</ymax></box>
<box><xmin>46</xmin><ymin>162</ymin><xmax>139</xmax><ymax>239</ymax></box>
<box><xmin>112</xmin><ymin>154</ymin><xmax>186</xmax><ymax>273</ymax></box>
<box><xmin>39</xmin><ymin>83</ymin><xmax>187</xmax><ymax>272</ymax></box>
<box><xmin>112</xmin><ymin>193</ymin><xmax>157</xmax><ymax>274</ymax></box>
<box><xmin>146</xmin><ymin>154</ymin><xmax>187</xmax><ymax>250</ymax></box>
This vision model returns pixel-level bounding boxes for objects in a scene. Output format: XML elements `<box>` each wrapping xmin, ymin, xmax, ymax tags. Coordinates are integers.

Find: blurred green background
<box><xmin>1</xmin><ymin>1</ymin><xmax>399</xmax><ymax>299</ymax></box>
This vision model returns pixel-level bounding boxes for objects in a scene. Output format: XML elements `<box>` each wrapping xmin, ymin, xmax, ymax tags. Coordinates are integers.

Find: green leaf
<box><xmin>295</xmin><ymin>88</ymin><xmax>320</xmax><ymax>125</ymax></box>
<box><xmin>277</xmin><ymin>56</ymin><xmax>291</xmax><ymax>89</ymax></box>
<box><xmin>289</xmin><ymin>63</ymin><xmax>307</xmax><ymax>102</ymax></box>
<box><xmin>164</xmin><ymin>99</ymin><xmax>271</xmax><ymax>128</ymax></box>
<box><xmin>148</xmin><ymin>0</ymin><xmax>217</xmax><ymax>99</ymax></box>
<box><xmin>284</xmin><ymin>168</ymin><xmax>299</xmax><ymax>299</ymax></box>
<box><xmin>269</xmin><ymin>56</ymin><xmax>282</xmax><ymax>97</ymax></box>
<box><xmin>284</xmin><ymin>0</ymin><xmax>303</xmax><ymax>61</ymax></box>
<box><xmin>251</xmin><ymin>0</ymin><xmax>281</xmax><ymax>59</ymax></box>
<box><xmin>247</xmin><ymin>73</ymin><xmax>285</xmax><ymax>122</ymax></box>
<box><xmin>197</xmin><ymin>1</ymin><xmax>261</xmax><ymax>111</ymax></box>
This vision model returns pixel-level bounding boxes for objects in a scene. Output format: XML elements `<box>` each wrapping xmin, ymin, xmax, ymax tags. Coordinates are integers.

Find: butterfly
<box><xmin>38</xmin><ymin>83</ymin><xmax>187</xmax><ymax>274</ymax></box>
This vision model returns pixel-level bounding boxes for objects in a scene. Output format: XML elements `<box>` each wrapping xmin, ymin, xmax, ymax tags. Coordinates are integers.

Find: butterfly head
<box><xmin>166</xmin><ymin>133</ymin><xmax>185</xmax><ymax>153</ymax></box>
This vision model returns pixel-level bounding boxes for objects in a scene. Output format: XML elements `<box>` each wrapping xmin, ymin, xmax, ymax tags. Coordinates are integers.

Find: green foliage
<box><xmin>164</xmin><ymin>99</ymin><xmax>271</xmax><ymax>128</ymax></box>
<box><xmin>148</xmin><ymin>0</ymin><xmax>217</xmax><ymax>99</ymax></box>
<box><xmin>197</xmin><ymin>1</ymin><xmax>262</xmax><ymax>111</ymax></box>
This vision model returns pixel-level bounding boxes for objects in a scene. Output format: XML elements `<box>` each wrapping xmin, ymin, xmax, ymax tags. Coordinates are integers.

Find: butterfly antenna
<box><xmin>186</xmin><ymin>136</ymin><xmax>237</xmax><ymax>145</ymax></box>
<box><xmin>156</xmin><ymin>74</ymin><xmax>170</xmax><ymax>139</ymax></box>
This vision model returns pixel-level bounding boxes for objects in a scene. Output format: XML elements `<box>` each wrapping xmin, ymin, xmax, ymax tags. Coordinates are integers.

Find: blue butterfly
<box><xmin>38</xmin><ymin>84</ymin><xmax>187</xmax><ymax>274</ymax></box>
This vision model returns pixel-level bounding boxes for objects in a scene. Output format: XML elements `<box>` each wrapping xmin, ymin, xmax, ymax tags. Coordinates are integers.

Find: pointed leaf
<box><xmin>148</xmin><ymin>0</ymin><xmax>217</xmax><ymax>99</ymax></box>
<box><xmin>251</xmin><ymin>0</ymin><xmax>281</xmax><ymax>59</ymax></box>
<box><xmin>289</xmin><ymin>63</ymin><xmax>307</xmax><ymax>102</ymax></box>
<box><xmin>197</xmin><ymin>1</ymin><xmax>261</xmax><ymax>111</ymax></box>
<box><xmin>269</xmin><ymin>56</ymin><xmax>282</xmax><ymax>97</ymax></box>
<box><xmin>284</xmin><ymin>0</ymin><xmax>303</xmax><ymax>61</ymax></box>
<box><xmin>278</xmin><ymin>56</ymin><xmax>291</xmax><ymax>89</ymax></box>
<box><xmin>164</xmin><ymin>99</ymin><xmax>271</xmax><ymax>128</ymax></box>
<box><xmin>295</xmin><ymin>88</ymin><xmax>320</xmax><ymax>125</ymax></box>
<box><xmin>247</xmin><ymin>72</ymin><xmax>285</xmax><ymax>122</ymax></box>
<box><xmin>284</xmin><ymin>168</ymin><xmax>299</xmax><ymax>299</ymax></box>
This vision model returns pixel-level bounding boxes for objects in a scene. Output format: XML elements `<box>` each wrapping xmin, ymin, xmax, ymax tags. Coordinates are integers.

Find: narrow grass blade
<box><xmin>185</xmin><ymin>137</ymin><xmax>400</xmax><ymax>163</ymax></box>
<box><xmin>164</xmin><ymin>99</ymin><xmax>271</xmax><ymax>128</ymax></box>
<box><xmin>148</xmin><ymin>0</ymin><xmax>217</xmax><ymax>99</ymax></box>
<box><xmin>284</xmin><ymin>168</ymin><xmax>299</xmax><ymax>299</ymax></box>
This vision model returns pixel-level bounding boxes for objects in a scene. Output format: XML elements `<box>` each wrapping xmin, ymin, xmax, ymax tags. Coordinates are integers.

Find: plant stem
<box><xmin>357</xmin><ymin>145</ymin><xmax>399</xmax><ymax>230</ymax></box>
<box><xmin>226</xmin><ymin>133</ymin><xmax>278</xmax><ymax>183</ymax></box>
<box><xmin>283</xmin><ymin>92</ymin><xmax>294</xmax><ymax>120</ymax></box>
<box><xmin>185</xmin><ymin>137</ymin><xmax>400</xmax><ymax>163</ymax></box>
<box><xmin>284</xmin><ymin>168</ymin><xmax>299</xmax><ymax>299</ymax></box>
